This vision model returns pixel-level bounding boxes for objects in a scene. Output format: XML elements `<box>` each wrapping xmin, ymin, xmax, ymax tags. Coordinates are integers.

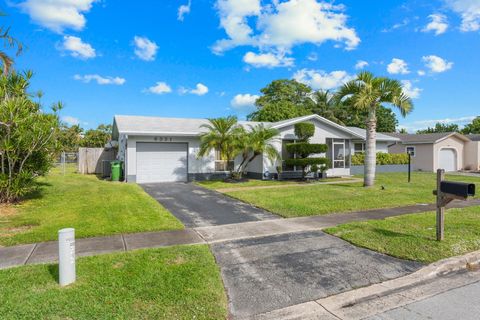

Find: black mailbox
<box><xmin>440</xmin><ymin>181</ymin><xmax>476</xmax><ymax>198</ymax></box>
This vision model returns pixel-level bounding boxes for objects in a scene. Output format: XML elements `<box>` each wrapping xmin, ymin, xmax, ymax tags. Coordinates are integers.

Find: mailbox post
<box><xmin>58</xmin><ymin>228</ymin><xmax>76</xmax><ymax>286</ymax></box>
<box><xmin>433</xmin><ymin>169</ymin><xmax>476</xmax><ymax>241</ymax></box>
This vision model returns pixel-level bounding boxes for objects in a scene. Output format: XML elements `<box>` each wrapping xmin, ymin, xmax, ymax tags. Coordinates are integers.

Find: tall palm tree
<box><xmin>335</xmin><ymin>71</ymin><xmax>413</xmax><ymax>187</ymax></box>
<box><xmin>236</xmin><ymin>124</ymin><xmax>280</xmax><ymax>176</ymax></box>
<box><xmin>311</xmin><ymin>90</ymin><xmax>346</xmax><ymax>125</ymax></box>
<box><xmin>198</xmin><ymin>116</ymin><xmax>241</xmax><ymax>175</ymax></box>
<box><xmin>0</xmin><ymin>13</ymin><xmax>23</xmax><ymax>75</ymax></box>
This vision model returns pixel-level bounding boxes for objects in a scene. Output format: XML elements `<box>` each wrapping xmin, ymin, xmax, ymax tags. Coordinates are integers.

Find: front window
<box><xmin>354</xmin><ymin>143</ymin><xmax>365</xmax><ymax>155</ymax></box>
<box><xmin>406</xmin><ymin>146</ymin><xmax>416</xmax><ymax>157</ymax></box>
<box><xmin>214</xmin><ymin>148</ymin><xmax>234</xmax><ymax>171</ymax></box>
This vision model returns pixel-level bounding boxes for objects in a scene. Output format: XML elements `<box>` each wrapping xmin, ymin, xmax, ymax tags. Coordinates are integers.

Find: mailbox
<box><xmin>440</xmin><ymin>181</ymin><xmax>476</xmax><ymax>198</ymax></box>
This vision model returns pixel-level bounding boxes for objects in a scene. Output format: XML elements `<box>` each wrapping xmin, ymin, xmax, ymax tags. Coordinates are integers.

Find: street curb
<box><xmin>246</xmin><ymin>250</ymin><xmax>480</xmax><ymax>320</ymax></box>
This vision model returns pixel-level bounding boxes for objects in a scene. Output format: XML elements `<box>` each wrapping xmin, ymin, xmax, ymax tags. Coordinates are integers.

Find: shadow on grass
<box><xmin>48</xmin><ymin>264</ymin><xmax>59</xmax><ymax>283</ymax></box>
<box><xmin>370</xmin><ymin>227</ymin><xmax>434</xmax><ymax>241</ymax></box>
<box><xmin>20</xmin><ymin>181</ymin><xmax>52</xmax><ymax>202</ymax></box>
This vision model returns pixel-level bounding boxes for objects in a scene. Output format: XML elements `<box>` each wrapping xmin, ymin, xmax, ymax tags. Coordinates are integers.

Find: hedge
<box><xmin>351</xmin><ymin>153</ymin><xmax>409</xmax><ymax>165</ymax></box>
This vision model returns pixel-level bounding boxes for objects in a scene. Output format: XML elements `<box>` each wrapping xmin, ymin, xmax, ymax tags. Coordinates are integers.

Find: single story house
<box><xmin>386</xmin><ymin>132</ymin><xmax>480</xmax><ymax>172</ymax></box>
<box><xmin>111</xmin><ymin>114</ymin><xmax>399</xmax><ymax>183</ymax></box>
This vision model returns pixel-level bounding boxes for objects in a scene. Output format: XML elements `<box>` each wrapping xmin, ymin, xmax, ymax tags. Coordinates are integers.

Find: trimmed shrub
<box><xmin>294</xmin><ymin>122</ymin><xmax>315</xmax><ymax>141</ymax></box>
<box><xmin>351</xmin><ymin>153</ymin><xmax>409</xmax><ymax>166</ymax></box>
<box><xmin>286</xmin><ymin>142</ymin><xmax>328</xmax><ymax>157</ymax></box>
<box><xmin>285</xmin><ymin>157</ymin><xmax>330</xmax><ymax>167</ymax></box>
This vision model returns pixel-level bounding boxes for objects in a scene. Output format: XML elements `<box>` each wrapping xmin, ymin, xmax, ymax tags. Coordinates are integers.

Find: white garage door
<box><xmin>136</xmin><ymin>143</ymin><xmax>188</xmax><ymax>183</ymax></box>
<box><xmin>438</xmin><ymin>148</ymin><xmax>457</xmax><ymax>172</ymax></box>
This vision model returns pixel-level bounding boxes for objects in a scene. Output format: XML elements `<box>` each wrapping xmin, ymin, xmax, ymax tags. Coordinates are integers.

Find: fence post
<box><xmin>58</xmin><ymin>228</ymin><xmax>76</xmax><ymax>286</ymax></box>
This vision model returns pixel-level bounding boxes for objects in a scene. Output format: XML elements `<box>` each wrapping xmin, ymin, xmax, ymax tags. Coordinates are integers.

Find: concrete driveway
<box><xmin>210</xmin><ymin>230</ymin><xmax>422</xmax><ymax>318</ymax></box>
<box><xmin>141</xmin><ymin>183</ymin><xmax>279</xmax><ymax>228</ymax></box>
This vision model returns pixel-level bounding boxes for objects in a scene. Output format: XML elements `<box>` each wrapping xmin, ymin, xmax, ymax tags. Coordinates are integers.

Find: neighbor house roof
<box><xmin>384</xmin><ymin>132</ymin><xmax>470</xmax><ymax>144</ymax></box>
<box><xmin>112</xmin><ymin>114</ymin><xmax>398</xmax><ymax>142</ymax></box>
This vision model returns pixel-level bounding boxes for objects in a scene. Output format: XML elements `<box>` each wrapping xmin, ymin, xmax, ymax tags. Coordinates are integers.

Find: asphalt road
<box><xmin>210</xmin><ymin>230</ymin><xmax>422</xmax><ymax>318</ymax></box>
<box><xmin>141</xmin><ymin>183</ymin><xmax>279</xmax><ymax>228</ymax></box>
<box><xmin>368</xmin><ymin>278</ymin><xmax>480</xmax><ymax>320</ymax></box>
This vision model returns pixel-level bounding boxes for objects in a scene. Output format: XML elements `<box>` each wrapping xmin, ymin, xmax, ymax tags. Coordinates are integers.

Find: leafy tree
<box><xmin>285</xmin><ymin>122</ymin><xmax>329</xmax><ymax>179</ymax></box>
<box><xmin>248</xmin><ymin>101</ymin><xmax>311</xmax><ymax>122</ymax></box>
<box><xmin>81</xmin><ymin>124</ymin><xmax>112</xmax><ymax>148</ymax></box>
<box><xmin>58</xmin><ymin>124</ymin><xmax>83</xmax><ymax>152</ymax></box>
<box><xmin>398</xmin><ymin>128</ymin><xmax>408</xmax><ymax>134</ymax></box>
<box><xmin>248</xmin><ymin>79</ymin><xmax>314</xmax><ymax>121</ymax></box>
<box><xmin>0</xmin><ymin>71</ymin><xmax>61</xmax><ymax>203</ymax></box>
<box><xmin>417</xmin><ymin>123</ymin><xmax>459</xmax><ymax>134</ymax></box>
<box><xmin>0</xmin><ymin>13</ymin><xmax>23</xmax><ymax>74</ymax></box>
<box><xmin>335</xmin><ymin>71</ymin><xmax>413</xmax><ymax>187</ymax></box>
<box><xmin>310</xmin><ymin>90</ymin><xmax>398</xmax><ymax>132</ymax></box>
<box><xmin>462</xmin><ymin>116</ymin><xmax>480</xmax><ymax>134</ymax></box>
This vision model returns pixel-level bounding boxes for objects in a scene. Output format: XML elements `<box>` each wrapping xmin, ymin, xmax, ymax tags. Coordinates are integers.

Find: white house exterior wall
<box><xmin>465</xmin><ymin>141</ymin><xmax>480</xmax><ymax>171</ymax></box>
<box><xmin>433</xmin><ymin>136</ymin><xmax>466</xmax><ymax>171</ymax></box>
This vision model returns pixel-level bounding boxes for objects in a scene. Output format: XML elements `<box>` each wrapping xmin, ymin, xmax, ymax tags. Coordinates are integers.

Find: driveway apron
<box><xmin>210</xmin><ymin>230</ymin><xmax>422</xmax><ymax>318</ymax></box>
<box><xmin>141</xmin><ymin>183</ymin><xmax>280</xmax><ymax>228</ymax></box>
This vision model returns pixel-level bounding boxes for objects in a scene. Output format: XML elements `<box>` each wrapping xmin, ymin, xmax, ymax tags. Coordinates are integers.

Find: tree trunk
<box><xmin>364</xmin><ymin>106</ymin><xmax>377</xmax><ymax>187</ymax></box>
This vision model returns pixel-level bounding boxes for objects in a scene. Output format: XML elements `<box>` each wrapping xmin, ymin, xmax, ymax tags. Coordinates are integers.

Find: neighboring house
<box><xmin>111</xmin><ymin>114</ymin><xmax>399</xmax><ymax>183</ymax></box>
<box><xmin>466</xmin><ymin>135</ymin><xmax>480</xmax><ymax>171</ymax></box>
<box><xmin>386</xmin><ymin>132</ymin><xmax>479</xmax><ymax>172</ymax></box>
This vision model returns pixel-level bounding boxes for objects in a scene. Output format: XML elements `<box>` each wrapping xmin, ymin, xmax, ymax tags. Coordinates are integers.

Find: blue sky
<box><xmin>4</xmin><ymin>0</ymin><xmax>480</xmax><ymax>131</ymax></box>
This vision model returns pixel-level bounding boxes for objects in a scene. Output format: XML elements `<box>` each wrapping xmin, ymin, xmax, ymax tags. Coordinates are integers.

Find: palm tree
<box><xmin>335</xmin><ymin>71</ymin><xmax>413</xmax><ymax>187</ymax></box>
<box><xmin>0</xmin><ymin>13</ymin><xmax>23</xmax><ymax>74</ymax></box>
<box><xmin>198</xmin><ymin>116</ymin><xmax>241</xmax><ymax>175</ymax></box>
<box><xmin>236</xmin><ymin>124</ymin><xmax>280</xmax><ymax>176</ymax></box>
<box><xmin>311</xmin><ymin>90</ymin><xmax>346</xmax><ymax>125</ymax></box>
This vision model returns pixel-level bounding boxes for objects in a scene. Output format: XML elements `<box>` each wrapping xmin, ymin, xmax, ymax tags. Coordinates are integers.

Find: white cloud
<box><xmin>145</xmin><ymin>82</ymin><xmax>172</xmax><ymax>95</ymax></box>
<box><xmin>423</xmin><ymin>14</ymin><xmax>449</xmax><ymax>35</ymax></box>
<box><xmin>213</xmin><ymin>0</ymin><xmax>359</xmax><ymax>54</ymax></box>
<box><xmin>178</xmin><ymin>0</ymin><xmax>191</xmax><ymax>21</ymax></box>
<box><xmin>74</xmin><ymin>74</ymin><xmax>126</xmax><ymax>85</ymax></box>
<box><xmin>422</xmin><ymin>55</ymin><xmax>453</xmax><ymax>73</ymax></box>
<box><xmin>445</xmin><ymin>0</ymin><xmax>480</xmax><ymax>32</ymax></box>
<box><xmin>179</xmin><ymin>83</ymin><xmax>209</xmax><ymax>95</ymax></box>
<box><xmin>400</xmin><ymin>116</ymin><xmax>476</xmax><ymax>132</ymax></box>
<box><xmin>401</xmin><ymin>80</ymin><xmax>422</xmax><ymax>99</ymax></box>
<box><xmin>62</xmin><ymin>116</ymin><xmax>80</xmax><ymax>126</ymax></box>
<box><xmin>133</xmin><ymin>36</ymin><xmax>159</xmax><ymax>61</ymax></box>
<box><xmin>61</xmin><ymin>36</ymin><xmax>96</xmax><ymax>59</ymax></box>
<box><xmin>190</xmin><ymin>83</ymin><xmax>209</xmax><ymax>95</ymax></box>
<box><xmin>243</xmin><ymin>51</ymin><xmax>294</xmax><ymax>68</ymax></box>
<box><xmin>355</xmin><ymin>60</ymin><xmax>368</xmax><ymax>70</ymax></box>
<box><xmin>18</xmin><ymin>0</ymin><xmax>97</xmax><ymax>33</ymax></box>
<box><xmin>231</xmin><ymin>93</ymin><xmax>259</xmax><ymax>109</ymax></box>
<box><xmin>293</xmin><ymin>69</ymin><xmax>353</xmax><ymax>90</ymax></box>
<box><xmin>387</xmin><ymin>58</ymin><xmax>410</xmax><ymax>74</ymax></box>
<box><xmin>417</xmin><ymin>70</ymin><xmax>426</xmax><ymax>76</ymax></box>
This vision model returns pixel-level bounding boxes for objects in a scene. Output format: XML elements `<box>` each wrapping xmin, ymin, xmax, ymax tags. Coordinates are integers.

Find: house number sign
<box><xmin>154</xmin><ymin>137</ymin><xmax>174</xmax><ymax>142</ymax></box>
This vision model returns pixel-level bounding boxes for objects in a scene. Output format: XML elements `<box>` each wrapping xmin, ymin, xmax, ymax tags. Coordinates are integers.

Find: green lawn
<box><xmin>224</xmin><ymin>172</ymin><xmax>480</xmax><ymax>218</ymax></box>
<box><xmin>0</xmin><ymin>166</ymin><xmax>183</xmax><ymax>246</ymax></box>
<box><xmin>0</xmin><ymin>245</ymin><xmax>227</xmax><ymax>319</ymax></box>
<box><xmin>325</xmin><ymin>206</ymin><xmax>480</xmax><ymax>263</ymax></box>
<box><xmin>195</xmin><ymin>177</ymin><xmax>352</xmax><ymax>190</ymax></box>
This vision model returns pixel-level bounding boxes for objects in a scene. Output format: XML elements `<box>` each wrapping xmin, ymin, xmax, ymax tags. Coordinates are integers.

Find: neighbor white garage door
<box><xmin>438</xmin><ymin>148</ymin><xmax>457</xmax><ymax>172</ymax></box>
<box><xmin>136</xmin><ymin>143</ymin><xmax>188</xmax><ymax>183</ymax></box>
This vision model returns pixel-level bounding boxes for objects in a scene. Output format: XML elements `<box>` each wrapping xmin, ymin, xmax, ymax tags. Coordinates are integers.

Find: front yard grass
<box><xmin>0</xmin><ymin>245</ymin><xmax>227</xmax><ymax>319</ymax></box>
<box><xmin>195</xmin><ymin>177</ymin><xmax>352</xmax><ymax>190</ymax></box>
<box><xmin>325</xmin><ymin>206</ymin><xmax>480</xmax><ymax>264</ymax></box>
<box><xmin>0</xmin><ymin>166</ymin><xmax>183</xmax><ymax>246</ymax></box>
<box><xmin>224</xmin><ymin>172</ymin><xmax>480</xmax><ymax>218</ymax></box>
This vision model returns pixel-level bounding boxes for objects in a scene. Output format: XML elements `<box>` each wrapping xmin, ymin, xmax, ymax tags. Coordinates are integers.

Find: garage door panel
<box><xmin>439</xmin><ymin>148</ymin><xmax>457</xmax><ymax>172</ymax></box>
<box><xmin>137</xmin><ymin>143</ymin><xmax>188</xmax><ymax>183</ymax></box>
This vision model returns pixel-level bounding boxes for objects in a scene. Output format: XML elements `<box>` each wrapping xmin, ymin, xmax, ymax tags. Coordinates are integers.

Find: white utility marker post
<box><xmin>58</xmin><ymin>228</ymin><xmax>76</xmax><ymax>286</ymax></box>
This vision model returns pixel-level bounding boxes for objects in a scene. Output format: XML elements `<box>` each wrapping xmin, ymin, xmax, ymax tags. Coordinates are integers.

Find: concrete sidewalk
<box><xmin>2</xmin><ymin>198</ymin><xmax>480</xmax><ymax>270</ymax></box>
